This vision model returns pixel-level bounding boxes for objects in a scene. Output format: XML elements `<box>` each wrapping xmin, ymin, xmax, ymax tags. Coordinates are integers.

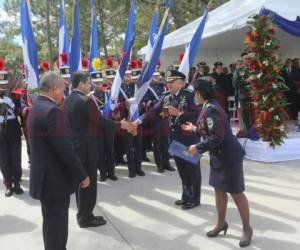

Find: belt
<box><xmin>0</xmin><ymin>115</ymin><xmax>16</xmax><ymax>123</ymax></box>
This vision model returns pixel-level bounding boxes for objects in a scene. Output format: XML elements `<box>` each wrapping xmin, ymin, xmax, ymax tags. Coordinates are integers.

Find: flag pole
<box><xmin>46</xmin><ymin>0</ymin><xmax>53</xmax><ymax>70</ymax></box>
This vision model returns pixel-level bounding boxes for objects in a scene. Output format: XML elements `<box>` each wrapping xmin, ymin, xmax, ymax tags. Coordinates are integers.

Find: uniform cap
<box><xmin>166</xmin><ymin>70</ymin><xmax>186</xmax><ymax>82</ymax></box>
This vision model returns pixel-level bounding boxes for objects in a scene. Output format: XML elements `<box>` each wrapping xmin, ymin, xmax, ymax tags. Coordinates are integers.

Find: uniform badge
<box><xmin>166</xmin><ymin>70</ymin><xmax>171</xmax><ymax>77</ymax></box>
<box><xmin>207</xmin><ymin>117</ymin><xmax>214</xmax><ymax>130</ymax></box>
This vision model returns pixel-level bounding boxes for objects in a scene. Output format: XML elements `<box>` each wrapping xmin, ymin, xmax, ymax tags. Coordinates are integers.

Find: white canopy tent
<box><xmin>138</xmin><ymin>0</ymin><xmax>300</xmax><ymax>69</ymax></box>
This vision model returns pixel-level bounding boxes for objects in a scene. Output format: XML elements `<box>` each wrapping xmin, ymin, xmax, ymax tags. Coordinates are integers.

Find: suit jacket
<box><xmin>195</xmin><ymin>100</ymin><xmax>245</xmax><ymax>168</ymax></box>
<box><xmin>63</xmin><ymin>90</ymin><xmax>100</xmax><ymax>164</ymax></box>
<box><xmin>28</xmin><ymin>95</ymin><xmax>87</xmax><ymax>200</ymax></box>
<box><xmin>281</xmin><ymin>68</ymin><xmax>297</xmax><ymax>92</ymax></box>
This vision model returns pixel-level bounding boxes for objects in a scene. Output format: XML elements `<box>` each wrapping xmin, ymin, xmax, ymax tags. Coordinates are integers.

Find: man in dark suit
<box><xmin>282</xmin><ymin>58</ymin><xmax>298</xmax><ymax>120</ymax></box>
<box><xmin>28</xmin><ymin>72</ymin><xmax>90</xmax><ymax>250</ymax></box>
<box><xmin>63</xmin><ymin>71</ymin><xmax>133</xmax><ymax>227</ymax></box>
<box><xmin>63</xmin><ymin>71</ymin><xmax>105</xmax><ymax>228</ymax></box>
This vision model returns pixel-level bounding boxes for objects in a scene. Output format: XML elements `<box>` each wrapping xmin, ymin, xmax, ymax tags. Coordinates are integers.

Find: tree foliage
<box><xmin>0</xmin><ymin>0</ymin><xmax>229</xmax><ymax>67</ymax></box>
<box><xmin>244</xmin><ymin>14</ymin><xmax>288</xmax><ymax>147</ymax></box>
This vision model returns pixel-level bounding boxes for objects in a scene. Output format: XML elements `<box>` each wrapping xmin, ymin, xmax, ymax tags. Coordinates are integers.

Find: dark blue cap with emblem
<box><xmin>165</xmin><ymin>70</ymin><xmax>186</xmax><ymax>82</ymax></box>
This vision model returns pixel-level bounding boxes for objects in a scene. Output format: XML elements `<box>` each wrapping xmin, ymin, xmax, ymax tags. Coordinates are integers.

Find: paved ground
<box><xmin>1</xmin><ymin>141</ymin><xmax>300</xmax><ymax>250</ymax></box>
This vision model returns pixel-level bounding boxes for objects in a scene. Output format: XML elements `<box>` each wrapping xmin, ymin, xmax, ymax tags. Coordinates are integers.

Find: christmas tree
<box><xmin>244</xmin><ymin>14</ymin><xmax>289</xmax><ymax>148</ymax></box>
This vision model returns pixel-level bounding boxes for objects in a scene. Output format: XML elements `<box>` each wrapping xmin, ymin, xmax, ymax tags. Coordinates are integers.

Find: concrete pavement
<box><xmin>1</xmin><ymin>142</ymin><xmax>300</xmax><ymax>250</ymax></box>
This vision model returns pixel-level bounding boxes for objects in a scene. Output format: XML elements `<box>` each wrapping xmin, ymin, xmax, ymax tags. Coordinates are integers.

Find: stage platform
<box><xmin>238</xmin><ymin>130</ymin><xmax>300</xmax><ymax>163</ymax></box>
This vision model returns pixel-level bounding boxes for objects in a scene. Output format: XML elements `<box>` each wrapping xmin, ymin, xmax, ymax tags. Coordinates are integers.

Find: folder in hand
<box><xmin>168</xmin><ymin>140</ymin><xmax>201</xmax><ymax>165</ymax></box>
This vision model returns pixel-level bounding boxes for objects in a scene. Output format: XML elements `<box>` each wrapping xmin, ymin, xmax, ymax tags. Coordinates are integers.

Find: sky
<box><xmin>0</xmin><ymin>0</ymin><xmax>22</xmax><ymax>44</ymax></box>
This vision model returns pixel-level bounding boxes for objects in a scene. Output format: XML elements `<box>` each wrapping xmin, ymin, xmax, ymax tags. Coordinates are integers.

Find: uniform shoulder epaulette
<box><xmin>206</xmin><ymin>102</ymin><xmax>218</xmax><ymax>111</ymax></box>
<box><xmin>183</xmin><ymin>88</ymin><xmax>193</xmax><ymax>93</ymax></box>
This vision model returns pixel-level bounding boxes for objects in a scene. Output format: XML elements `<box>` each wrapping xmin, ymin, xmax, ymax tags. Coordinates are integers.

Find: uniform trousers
<box><xmin>174</xmin><ymin>157</ymin><xmax>201</xmax><ymax>204</ymax></box>
<box><xmin>152</xmin><ymin>120</ymin><xmax>171</xmax><ymax>169</ymax></box>
<box><xmin>0</xmin><ymin>122</ymin><xmax>22</xmax><ymax>188</ymax></box>
<box><xmin>126</xmin><ymin>133</ymin><xmax>142</xmax><ymax>174</ymax></box>
<box><xmin>98</xmin><ymin>124</ymin><xmax>116</xmax><ymax>177</ymax></box>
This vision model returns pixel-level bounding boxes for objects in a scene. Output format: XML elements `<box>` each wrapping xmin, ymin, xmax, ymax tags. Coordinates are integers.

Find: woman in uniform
<box><xmin>181</xmin><ymin>79</ymin><xmax>253</xmax><ymax>248</ymax></box>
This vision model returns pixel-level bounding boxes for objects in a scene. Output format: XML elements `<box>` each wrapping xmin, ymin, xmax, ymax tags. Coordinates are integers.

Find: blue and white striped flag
<box><xmin>70</xmin><ymin>0</ymin><xmax>82</xmax><ymax>73</ymax></box>
<box><xmin>102</xmin><ymin>34</ymin><xmax>135</xmax><ymax>117</ymax></box>
<box><xmin>20</xmin><ymin>0</ymin><xmax>40</xmax><ymax>90</ymax></box>
<box><xmin>164</xmin><ymin>0</ymin><xmax>173</xmax><ymax>8</ymax></box>
<box><xmin>58</xmin><ymin>0</ymin><xmax>70</xmax><ymax>67</ymax></box>
<box><xmin>102</xmin><ymin>0</ymin><xmax>136</xmax><ymax>117</ymax></box>
<box><xmin>145</xmin><ymin>8</ymin><xmax>158</xmax><ymax>63</ymax></box>
<box><xmin>123</xmin><ymin>0</ymin><xmax>135</xmax><ymax>53</ymax></box>
<box><xmin>129</xmin><ymin>8</ymin><xmax>170</xmax><ymax>121</ymax></box>
<box><xmin>179</xmin><ymin>8</ymin><xmax>209</xmax><ymax>79</ymax></box>
<box><xmin>88</xmin><ymin>0</ymin><xmax>99</xmax><ymax>72</ymax></box>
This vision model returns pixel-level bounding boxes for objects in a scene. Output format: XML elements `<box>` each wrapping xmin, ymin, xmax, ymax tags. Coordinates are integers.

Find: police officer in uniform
<box><xmin>60</xmin><ymin>64</ymin><xmax>72</xmax><ymax>97</ymax></box>
<box><xmin>135</xmin><ymin>70</ymin><xmax>201</xmax><ymax>209</ymax></box>
<box><xmin>121</xmin><ymin>69</ymin><xmax>145</xmax><ymax>178</ymax></box>
<box><xmin>0</xmin><ymin>61</ymin><xmax>23</xmax><ymax>197</ymax></box>
<box><xmin>113</xmin><ymin>70</ymin><xmax>129</xmax><ymax>166</ymax></box>
<box><xmin>146</xmin><ymin>71</ymin><xmax>175</xmax><ymax>173</ymax></box>
<box><xmin>183</xmin><ymin>79</ymin><xmax>253</xmax><ymax>247</ymax></box>
<box><xmin>90</xmin><ymin>70</ymin><xmax>118</xmax><ymax>182</ymax></box>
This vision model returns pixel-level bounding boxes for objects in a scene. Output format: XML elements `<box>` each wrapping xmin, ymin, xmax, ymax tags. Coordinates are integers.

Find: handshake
<box><xmin>120</xmin><ymin>119</ymin><xmax>140</xmax><ymax>136</ymax></box>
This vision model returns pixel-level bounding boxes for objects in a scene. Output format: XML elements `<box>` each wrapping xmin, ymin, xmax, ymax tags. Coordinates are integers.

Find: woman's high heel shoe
<box><xmin>206</xmin><ymin>222</ymin><xmax>229</xmax><ymax>237</ymax></box>
<box><xmin>239</xmin><ymin>227</ymin><xmax>253</xmax><ymax>248</ymax></box>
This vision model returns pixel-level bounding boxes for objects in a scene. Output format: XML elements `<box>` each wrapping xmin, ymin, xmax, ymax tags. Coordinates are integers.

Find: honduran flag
<box><xmin>102</xmin><ymin>34</ymin><xmax>135</xmax><ymax>117</ymax></box>
<box><xmin>123</xmin><ymin>0</ymin><xmax>135</xmax><ymax>53</ymax></box>
<box><xmin>164</xmin><ymin>0</ymin><xmax>173</xmax><ymax>8</ymax></box>
<box><xmin>58</xmin><ymin>0</ymin><xmax>70</xmax><ymax>67</ymax></box>
<box><xmin>70</xmin><ymin>0</ymin><xmax>82</xmax><ymax>73</ymax></box>
<box><xmin>88</xmin><ymin>0</ymin><xmax>99</xmax><ymax>72</ymax></box>
<box><xmin>145</xmin><ymin>7</ymin><xmax>158</xmax><ymax>63</ymax></box>
<box><xmin>20</xmin><ymin>0</ymin><xmax>40</xmax><ymax>90</ymax></box>
<box><xmin>129</xmin><ymin>7</ymin><xmax>170</xmax><ymax>121</ymax></box>
<box><xmin>102</xmin><ymin>0</ymin><xmax>136</xmax><ymax>116</ymax></box>
<box><xmin>179</xmin><ymin>8</ymin><xmax>209</xmax><ymax>79</ymax></box>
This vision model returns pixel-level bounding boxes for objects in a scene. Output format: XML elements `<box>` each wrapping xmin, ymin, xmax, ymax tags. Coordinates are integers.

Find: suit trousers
<box><xmin>0</xmin><ymin>134</ymin><xmax>22</xmax><ymax>188</ymax></box>
<box><xmin>174</xmin><ymin>157</ymin><xmax>201</xmax><ymax>204</ymax></box>
<box><xmin>41</xmin><ymin>195</ymin><xmax>70</xmax><ymax>250</ymax></box>
<box><xmin>76</xmin><ymin>162</ymin><xmax>97</xmax><ymax>223</ymax></box>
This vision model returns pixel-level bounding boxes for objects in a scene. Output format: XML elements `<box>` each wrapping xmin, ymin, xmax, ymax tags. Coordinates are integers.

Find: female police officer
<box><xmin>181</xmin><ymin>79</ymin><xmax>253</xmax><ymax>248</ymax></box>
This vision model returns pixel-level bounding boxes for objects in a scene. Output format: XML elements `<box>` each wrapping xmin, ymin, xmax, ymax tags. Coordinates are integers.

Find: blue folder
<box><xmin>168</xmin><ymin>140</ymin><xmax>201</xmax><ymax>165</ymax></box>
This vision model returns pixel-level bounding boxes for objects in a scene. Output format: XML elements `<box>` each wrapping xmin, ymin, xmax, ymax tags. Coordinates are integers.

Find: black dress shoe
<box><xmin>164</xmin><ymin>165</ymin><xmax>176</xmax><ymax>171</ymax></box>
<box><xmin>136</xmin><ymin>170</ymin><xmax>145</xmax><ymax>176</ymax></box>
<box><xmin>175</xmin><ymin>199</ymin><xmax>186</xmax><ymax>206</ymax></box>
<box><xmin>239</xmin><ymin>227</ymin><xmax>253</xmax><ymax>248</ymax></box>
<box><xmin>128</xmin><ymin>172</ymin><xmax>136</xmax><ymax>178</ymax></box>
<box><xmin>143</xmin><ymin>157</ymin><xmax>151</xmax><ymax>162</ymax></box>
<box><xmin>94</xmin><ymin>215</ymin><xmax>104</xmax><ymax>221</ymax></box>
<box><xmin>158</xmin><ymin>167</ymin><xmax>165</xmax><ymax>173</ymax></box>
<box><xmin>99</xmin><ymin>176</ymin><xmax>106</xmax><ymax>182</ymax></box>
<box><xmin>181</xmin><ymin>202</ymin><xmax>200</xmax><ymax>210</ymax></box>
<box><xmin>118</xmin><ymin>158</ymin><xmax>127</xmax><ymax>165</ymax></box>
<box><xmin>5</xmin><ymin>188</ymin><xmax>13</xmax><ymax>197</ymax></box>
<box><xmin>206</xmin><ymin>222</ymin><xmax>229</xmax><ymax>237</ymax></box>
<box><xmin>79</xmin><ymin>217</ymin><xmax>107</xmax><ymax>228</ymax></box>
<box><xmin>108</xmin><ymin>175</ymin><xmax>118</xmax><ymax>181</ymax></box>
<box><xmin>13</xmin><ymin>184</ymin><xmax>24</xmax><ymax>195</ymax></box>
